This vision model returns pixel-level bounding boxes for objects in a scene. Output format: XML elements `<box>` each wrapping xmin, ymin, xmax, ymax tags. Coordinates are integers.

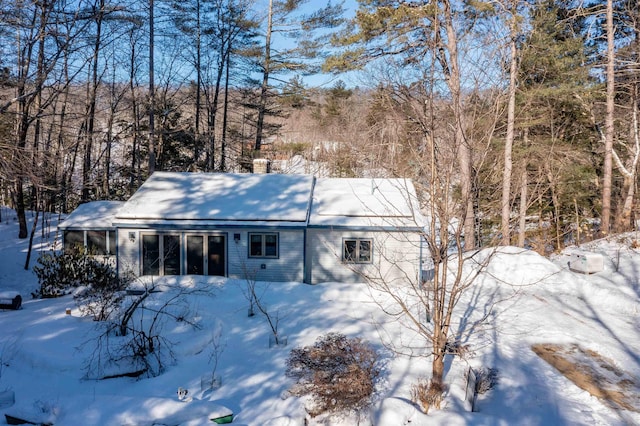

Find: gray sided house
<box><xmin>59</xmin><ymin>172</ymin><xmax>424</xmax><ymax>285</ymax></box>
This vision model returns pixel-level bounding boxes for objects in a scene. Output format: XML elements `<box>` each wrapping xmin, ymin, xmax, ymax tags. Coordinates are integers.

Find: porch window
<box><xmin>65</xmin><ymin>230</ymin><xmax>115</xmax><ymax>255</ymax></box>
<box><xmin>249</xmin><ymin>233</ymin><xmax>278</xmax><ymax>258</ymax></box>
<box><xmin>63</xmin><ymin>231</ymin><xmax>84</xmax><ymax>251</ymax></box>
<box><xmin>343</xmin><ymin>238</ymin><xmax>373</xmax><ymax>263</ymax></box>
<box><xmin>87</xmin><ymin>230</ymin><xmax>116</xmax><ymax>255</ymax></box>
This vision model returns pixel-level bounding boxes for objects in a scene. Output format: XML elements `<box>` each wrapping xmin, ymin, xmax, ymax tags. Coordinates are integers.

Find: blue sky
<box><xmin>259</xmin><ymin>0</ymin><xmax>361</xmax><ymax>89</ymax></box>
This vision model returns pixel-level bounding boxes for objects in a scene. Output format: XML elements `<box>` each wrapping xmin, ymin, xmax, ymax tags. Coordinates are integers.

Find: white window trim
<box><xmin>343</xmin><ymin>237</ymin><xmax>373</xmax><ymax>264</ymax></box>
<box><xmin>248</xmin><ymin>232</ymin><xmax>279</xmax><ymax>258</ymax></box>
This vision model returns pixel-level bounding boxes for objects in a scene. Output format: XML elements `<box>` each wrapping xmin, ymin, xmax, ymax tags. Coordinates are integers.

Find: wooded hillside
<box><xmin>1</xmin><ymin>0</ymin><xmax>638</xmax><ymax>252</ymax></box>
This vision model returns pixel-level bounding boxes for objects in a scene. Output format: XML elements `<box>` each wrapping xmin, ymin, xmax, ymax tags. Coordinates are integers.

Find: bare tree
<box><xmin>4</xmin><ymin>0</ymin><xmax>91</xmax><ymax>237</ymax></box>
<box><xmin>148</xmin><ymin>0</ymin><xmax>156</xmax><ymax>174</ymax></box>
<box><xmin>500</xmin><ymin>0</ymin><xmax>523</xmax><ymax>246</ymax></box>
<box><xmin>602</xmin><ymin>0</ymin><xmax>615</xmax><ymax>235</ymax></box>
<box><xmin>326</xmin><ymin>1</ymin><xmax>482</xmax><ymax>248</ymax></box>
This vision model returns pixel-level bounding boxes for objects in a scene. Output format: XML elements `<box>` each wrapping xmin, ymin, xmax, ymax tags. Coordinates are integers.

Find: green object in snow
<box><xmin>211</xmin><ymin>413</ymin><xmax>233</xmax><ymax>424</ymax></box>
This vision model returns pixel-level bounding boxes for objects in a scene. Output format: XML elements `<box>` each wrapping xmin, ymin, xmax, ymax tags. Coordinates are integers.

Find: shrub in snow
<box><xmin>33</xmin><ymin>247</ymin><xmax>126</xmax><ymax>303</ymax></box>
<box><xmin>410</xmin><ymin>376</ymin><xmax>445</xmax><ymax>414</ymax></box>
<box><xmin>471</xmin><ymin>367</ymin><xmax>499</xmax><ymax>394</ymax></box>
<box><xmin>285</xmin><ymin>332</ymin><xmax>379</xmax><ymax>418</ymax></box>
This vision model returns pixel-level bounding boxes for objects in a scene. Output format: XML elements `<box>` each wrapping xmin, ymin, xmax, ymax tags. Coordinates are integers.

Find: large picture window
<box><xmin>249</xmin><ymin>233</ymin><xmax>278</xmax><ymax>258</ymax></box>
<box><xmin>343</xmin><ymin>238</ymin><xmax>372</xmax><ymax>264</ymax></box>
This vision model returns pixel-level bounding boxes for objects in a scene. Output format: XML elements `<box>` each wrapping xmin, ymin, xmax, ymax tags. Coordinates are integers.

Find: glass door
<box><xmin>208</xmin><ymin>235</ymin><xmax>226</xmax><ymax>276</ymax></box>
<box><xmin>186</xmin><ymin>235</ymin><xmax>204</xmax><ymax>275</ymax></box>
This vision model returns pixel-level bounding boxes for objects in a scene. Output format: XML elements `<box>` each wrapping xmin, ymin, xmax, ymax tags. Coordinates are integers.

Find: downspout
<box><xmin>303</xmin><ymin>227</ymin><xmax>308</xmax><ymax>284</ymax></box>
<box><xmin>419</xmin><ymin>232</ymin><xmax>423</xmax><ymax>284</ymax></box>
<box><xmin>304</xmin><ymin>176</ymin><xmax>317</xmax><ymax>284</ymax></box>
<box><xmin>115</xmin><ymin>229</ymin><xmax>119</xmax><ymax>277</ymax></box>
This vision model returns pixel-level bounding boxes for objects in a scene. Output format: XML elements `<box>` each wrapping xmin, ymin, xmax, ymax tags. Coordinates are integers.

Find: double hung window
<box><xmin>249</xmin><ymin>233</ymin><xmax>278</xmax><ymax>258</ymax></box>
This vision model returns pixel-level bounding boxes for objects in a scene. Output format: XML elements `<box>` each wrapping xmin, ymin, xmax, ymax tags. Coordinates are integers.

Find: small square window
<box><xmin>343</xmin><ymin>238</ymin><xmax>373</xmax><ymax>264</ymax></box>
<box><xmin>249</xmin><ymin>233</ymin><xmax>278</xmax><ymax>258</ymax></box>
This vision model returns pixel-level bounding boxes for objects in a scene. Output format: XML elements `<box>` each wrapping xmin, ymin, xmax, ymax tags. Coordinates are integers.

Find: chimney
<box><xmin>253</xmin><ymin>158</ymin><xmax>270</xmax><ymax>174</ymax></box>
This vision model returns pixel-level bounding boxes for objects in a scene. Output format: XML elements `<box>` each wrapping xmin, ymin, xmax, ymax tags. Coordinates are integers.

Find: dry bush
<box><xmin>444</xmin><ymin>338</ymin><xmax>474</xmax><ymax>359</ymax></box>
<box><xmin>285</xmin><ymin>332</ymin><xmax>379</xmax><ymax>417</ymax></box>
<box><xmin>411</xmin><ymin>377</ymin><xmax>445</xmax><ymax>414</ymax></box>
<box><xmin>466</xmin><ymin>367</ymin><xmax>499</xmax><ymax>394</ymax></box>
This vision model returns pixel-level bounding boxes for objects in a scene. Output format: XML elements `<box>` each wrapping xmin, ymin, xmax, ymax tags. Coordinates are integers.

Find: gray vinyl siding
<box><xmin>117</xmin><ymin>226</ymin><xmax>418</xmax><ymax>284</ymax></box>
<box><xmin>116</xmin><ymin>229</ymin><xmax>140</xmax><ymax>277</ymax></box>
<box><xmin>306</xmin><ymin>228</ymin><xmax>421</xmax><ymax>285</ymax></box>
<box><xmin>227</xmin><ymin>229</ymin><xmax>304</xmax><ymax>282</ymax></box>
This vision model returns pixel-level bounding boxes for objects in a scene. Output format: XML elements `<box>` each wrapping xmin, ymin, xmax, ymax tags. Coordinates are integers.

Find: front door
<box><xmin>208</xmin><ymin>235</ymin><xmax>226</xmax><ymax>276</ymax></box>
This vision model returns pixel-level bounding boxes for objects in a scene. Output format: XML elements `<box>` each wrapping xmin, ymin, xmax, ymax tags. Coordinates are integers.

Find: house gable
<box><xmin>305</xmin><ymin>178</ymin><xmax>423</xmax><ymax>284</ymax></box>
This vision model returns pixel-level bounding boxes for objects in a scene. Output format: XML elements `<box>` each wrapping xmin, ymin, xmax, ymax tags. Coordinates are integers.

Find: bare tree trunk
<box><xmin>24</xmin><ymin>194</ymin><xmax>40</xmax><ymax>270</ymax></box>
<box><xmin>54</xmin><ymin>78</ymin><xmax>70</xmax><ymax>211</ymax></box>
<box><xmin>602</xmin><ymin>0</ymin><xmax>615</xmax><ymax>235</ymax></box>
<box><xmin>221</xmin><ymin>49</ymin><xmax>231</xmax><ymax>172</ymax></box>
<box><xmin>206</xmin><ymin>42</ymin><xmax>227</xmax><ymax>171</ymax></box>
<box><xmin>81</xmin><ymin>0</ymin><xmax>105</xmax><ymax>202</ymax></box>
<box><xmin>613</xmin><ymin>86</ymin><xmax>640</xmax><ymax>232</ymax></box>
<box><xmin>501</xmin><ymin>9</ymin><xmax>518</xmax><ymax>245</ymax></box>
<box><xmin>14</xmin><ymin>2</ymin><xmax>49</xmax><ymax>239</ymax></box>
<box><xmin>128</xmin><ymin>28</ymin><xmax>141</xmax><ymax>195</ymax></box>
<box><xmin>441</xmin><ymin>1</ymin><xmax>475</xmax><ymax>250</ymax></box>
<box><xmin>518</xmin><ymin>169</ymin><xmax>527</xmax><ymax>247</ymax></box>
<box><xmin>254</xmin><ymin>0</ymin><xmax>273</xmax><ymax>153</ymax></box>
<box><xmin>148</xmin><ymin>0</ymin><xmax>156</xmax><ymax>174</ymax></box>
<box><xmin>102</xmin><ymin>77</ymin><xmax>121</xmax><ymax>198</ymax></box>
<box><xmin>194</xmin><ymin>0</ymin><xmax>202</xmax><ymax>164</ymax></box>
<box><xmin>546</xmin><ymin>166</ymin><xmax>562</xmax><ymax>250</ymax></box>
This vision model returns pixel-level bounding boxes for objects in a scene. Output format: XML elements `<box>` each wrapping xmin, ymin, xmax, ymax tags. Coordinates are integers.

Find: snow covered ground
<box><xmin>0</xmin><ymin>208</ymin><xmax>639</xmax><ymax>425</ymax></box>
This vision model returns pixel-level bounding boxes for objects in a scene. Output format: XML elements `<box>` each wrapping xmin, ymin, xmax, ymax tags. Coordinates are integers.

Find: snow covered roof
<box><xmin>114</xmin><ymin>172</ymin><xmax>315</xmax><ymax>226</ymax></box>
<box><xmin>58</xmin><ymin>173</ymin><xmax>423</xmax><ymax>231</ymax></box>
<box><xmin>308</xmin><ymin>178</ymin><xmax>422</xmax><ymax>229</ymax></box>
<box><xmin>58</xmin><ymin>201</ymin><xmax>124</xmax><ymax>230</ymax></box>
